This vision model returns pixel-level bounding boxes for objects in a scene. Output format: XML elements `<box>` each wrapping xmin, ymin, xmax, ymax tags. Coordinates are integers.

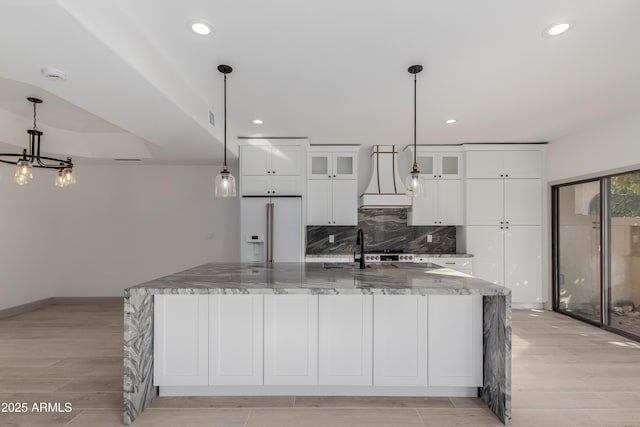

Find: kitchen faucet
<box><xmin>355</xmin><ymin>228</ymin><xmax>366</xmax><ymax>269</ymax></box>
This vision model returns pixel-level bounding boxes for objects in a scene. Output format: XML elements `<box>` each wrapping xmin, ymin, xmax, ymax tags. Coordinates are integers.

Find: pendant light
<box><xmin>0</xmin><ymin>97</ymin><xmax>76</xmax><ymax>187</ymax></box>
<box><xmin>405</xmin><ymin>65</ymin><xmax>424</xmax><ymax>197</ymax></box>
<box><xmin>214</xmin><ymin>64</ymin><xmax>237</xmax><ymax>198</ymax></box>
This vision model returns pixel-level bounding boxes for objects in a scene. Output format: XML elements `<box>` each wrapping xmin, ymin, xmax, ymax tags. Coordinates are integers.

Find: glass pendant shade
<box><xmin>55</xmin><ymin>167</ymin><xmax>76</xmax><ymax>188</ymax></box>
<box><xmin>405</xmin><ymin>169</ymin><xmax>424</xmax><ymax>197</ymax></box>
<box><xmin>214</xmin><ymin>170</ymin><xmax>236</xmax><ymax>198</ymax></box>
<box><xmin>14</xmin><ymin>160</ymin><xmax>33</xmax><ymax>185</ymax></box>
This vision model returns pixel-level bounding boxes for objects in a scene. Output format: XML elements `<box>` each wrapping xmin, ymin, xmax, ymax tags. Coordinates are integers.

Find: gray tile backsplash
<box><xmin>306</xmin><ymin>208</ymin><xmax>456</xmax><ymax>255</ymax></box>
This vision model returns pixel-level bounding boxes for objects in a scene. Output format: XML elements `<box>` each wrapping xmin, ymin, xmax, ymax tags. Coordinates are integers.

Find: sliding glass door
<box><xmin>555</xmin><ymin>181</ymin><xmax>601</xmax><ymax>323</ymax></box>
<box><xmin>553</xmin><ymin>170</ymin><xmax>640</xmax><ymax>340</ymax></box>
<box><xmin>608</xmin><ymin>171</ymin><xmax>640</xmax><ymax>337</ymax></box>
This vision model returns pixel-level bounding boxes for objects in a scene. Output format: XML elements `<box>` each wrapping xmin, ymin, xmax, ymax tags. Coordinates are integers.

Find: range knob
<box><xmin>408</xmin><ymin>255</ymin><xmax>413</xmax><ymax>260</ymax></box>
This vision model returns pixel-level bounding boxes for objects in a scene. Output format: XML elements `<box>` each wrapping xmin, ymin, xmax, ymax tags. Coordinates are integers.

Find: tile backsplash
<box><xmin>306</xmin><ymin>208</ymin><xmax>456</xmax><ymax>255</ymax></box>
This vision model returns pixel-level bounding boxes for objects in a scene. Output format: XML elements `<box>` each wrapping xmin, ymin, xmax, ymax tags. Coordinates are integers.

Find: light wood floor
<box><xmin>1</xmin><ymin>304</ymin><xmax>639</xmax><ymax>426</ymax></box>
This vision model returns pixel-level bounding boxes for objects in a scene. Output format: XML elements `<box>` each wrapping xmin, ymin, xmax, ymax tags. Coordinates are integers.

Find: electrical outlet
<box><xmin>329</xmin><ymin>234</ymin><xmax>335</xmax><ymax>243</ymax></box>
<box><xmin>427</xmin><ymin>234</ymin><xmax>433</xmax><ymax>243</ymax></box>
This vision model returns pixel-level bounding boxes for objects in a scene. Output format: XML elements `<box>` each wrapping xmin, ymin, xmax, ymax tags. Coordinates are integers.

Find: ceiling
<box><xmin>0</xmin><ymin>0</ymin><xmax>639</xmax><ymax>165</ymax></box>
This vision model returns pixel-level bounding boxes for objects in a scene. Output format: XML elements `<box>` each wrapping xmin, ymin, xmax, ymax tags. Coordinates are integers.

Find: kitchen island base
<box><xmin>123</xmin><ymin>263</ymin><xmax>511</xmax><ymax>425</ymax></box>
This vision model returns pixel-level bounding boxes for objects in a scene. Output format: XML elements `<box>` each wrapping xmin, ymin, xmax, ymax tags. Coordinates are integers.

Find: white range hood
<box><xmin>359</xmin><ymin>145</ymin><xmax>411</xmax><ymax>208</ymax></box>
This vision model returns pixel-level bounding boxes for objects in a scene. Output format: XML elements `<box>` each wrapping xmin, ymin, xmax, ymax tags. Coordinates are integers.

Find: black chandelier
<box><xmin>0</xmin><ymin>97</ymin><xmax>76</xmax><ymax>187</ymax></box>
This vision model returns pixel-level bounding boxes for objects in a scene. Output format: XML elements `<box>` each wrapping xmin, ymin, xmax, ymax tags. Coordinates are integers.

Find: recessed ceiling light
<box><xmin>252</xmin><ymin>119</ymin><xmax>263</xmax><ymax>124</ymax></box>
<box><xmin>543</xmin><ymin>21</ymin><xmax>573</xmax><ymax>37</ymax></box>
<box><xmin>188</xmin><ymin>20</ymin><xmax>213</xmax><ymax>36</ymax></box>
<box><xmin>444</xmin><ymin>119</ymin><xmax>457</xmax><ymax>124</ymax></box>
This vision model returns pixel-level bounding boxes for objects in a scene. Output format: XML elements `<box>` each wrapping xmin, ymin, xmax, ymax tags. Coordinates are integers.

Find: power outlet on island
<box><xmin>329</xmin><ymin>234</ymin><xmax>335</xmax><ymax>243</ymax></box>
<box><xmin>427</xmin><ymin>234</ymin><xmax>433</xmax><ymax>243</ymax></box>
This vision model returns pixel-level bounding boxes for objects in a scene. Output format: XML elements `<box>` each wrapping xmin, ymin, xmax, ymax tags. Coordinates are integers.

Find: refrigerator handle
<box><xmin>267</xmin><ymin>203</ymin><xmax>274</xmax><ymax>263</ymax></box>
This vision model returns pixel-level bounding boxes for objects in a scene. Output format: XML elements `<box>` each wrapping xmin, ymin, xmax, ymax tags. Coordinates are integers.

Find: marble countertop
<box><xmin>127</xmin><ymin>262</ymin><xmax>508</xmax><ymax>296</ymax></box>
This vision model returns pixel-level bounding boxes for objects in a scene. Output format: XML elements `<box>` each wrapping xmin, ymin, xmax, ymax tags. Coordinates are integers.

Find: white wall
<box><xmin>0</xmin><ymin>163</ymin><xmax>240</xmax><ymax>309</ymax></box>
<box><xmin>0</xmin><ymin>168</ymin><xmax>58</xmax><ymax>309</ymax></box>
<box><xmin>547</xmin><ymin>109</ymin><xmax>640</xmax><ymax>182</ymax></box>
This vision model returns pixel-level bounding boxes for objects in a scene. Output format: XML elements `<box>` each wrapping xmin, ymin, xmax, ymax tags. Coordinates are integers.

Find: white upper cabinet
<box><xmin>409</xmin><ymin>179</ymin><xmax>463</xmax><ymax>225</ymax></box>
<box><xmin>466</xmin><ymin>179</ymin><xmax>541</xmax><ymax>225</ymax></box>
<box><xmin>307</xmin><ymin>146</ymin><xmax>359</xmax><ymax>226</ymax></box>
<box><xmin>242</xmin><ymin>175</ymin><xmax>303</xmax><ymax>196</ymax></box>
<box><xmin>241</xmin><ymin>144</ymin><xmax>303</xmax><ymax>176</ymax></box>
<box><xmin>416</xmin><ymin>151</ymin><xmax>463</xmax><ymax>179</ymax></box>
<box><xmin>307</xmin><ymin>150</ymin><xmax>358</xmax><ymax>179</ymax></box>
<box><xmin>240</xmin><ymin>142</ymin><xmax>306</xmax><ymax>196</ymax></box>
<box><xmin>466</xmin><ymin>149</ymin><xmax>541</xmax><ymax>179</ymax></box>
<box><xmin>407</xmin><ymin>146</ymin><xmax>464</xmax><ymax>226</ymax></box>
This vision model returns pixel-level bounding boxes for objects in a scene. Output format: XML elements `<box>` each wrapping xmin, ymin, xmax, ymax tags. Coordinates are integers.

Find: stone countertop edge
<box><xmin>126</xmin><ymin>262</ymin><xmax>508</xmax><ymax>297</ymax></box>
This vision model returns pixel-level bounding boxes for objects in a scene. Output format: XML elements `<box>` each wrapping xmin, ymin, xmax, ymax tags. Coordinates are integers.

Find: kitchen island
<box><xmin>124</xmin><ymin>262</ymin><xmax>511</xmax><ymax>425</ymax></box>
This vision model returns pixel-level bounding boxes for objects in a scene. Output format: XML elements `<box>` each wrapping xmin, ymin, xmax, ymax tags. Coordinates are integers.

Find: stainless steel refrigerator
<box><xmin>240</xmin><ymin>196</ymin><xmax>303</xmax><ymax>263</ymax></box>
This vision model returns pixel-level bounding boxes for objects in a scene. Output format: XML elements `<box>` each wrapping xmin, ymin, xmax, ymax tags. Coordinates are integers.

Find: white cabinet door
<box><xmin>308</xmin><ymin>152</ymin><xmax>332</xmax><ymax>179</ymax></box>
<box><xmin>154</xmin><ymin>295</ymin><xmax>208</xmax><ymax>386</ymax></box>
<box><xmin>373</xmin><ymin>295</ymin><xmax>427</xmax><ymax>387</ymax></box>
<box><xmin>209</xmin><ymin>295</ymin><xmax>263</xmax><ymax>385</ymax></box>
<box><xmin>466</xmin><ymin>150</ymin><xmax>542</xmax><ymax>179</ymax></box>
<box><xmin>416</xmin><ymin>153</ymin><xmax>436</xmax><ymax>177</ymax></box>
<box><xmin>428</xmin><ymin>295</ymin><xmax>483</xmax><ymax>387</ymax></box>
<box><xmin>466</xmin><ymin>226</ymin><xmax>504</xmax><ymax>285</ymax></box>
<box><xmin>408</xmin><ymin>179</ymin><xmax>437</xmax><ymax>225</ymax></box>
<box><xmin>437</xmin><ymin>180</ymin><xmax>463</xmax><ymax>225</ymax></box>
<box><xmin>264</xmin><ymin>295</ymin><xmax>318</xmax><ymax>385</ymax></box>
<box><xmin>505</xmin><ymin>226</ymin><xmax>543</xmax><ymax>303</ymax></box>
<box><xmin>415</xmin><ymin>152</ymin><xmax>462</xmax><ymax>179</ymax></box>
<box><xmin>242</xmin><ymin>176</ymin><xmax>271</xmax><ymax>196</ymax></box>
<box><xmin>272</xmin><ymin>145</ymin><xmax>303</xmax><ymax>175</ymax></box>
<box><xmin>318</xmin><ymin>295</ymin><xmax>373</xmax><ymax>386</ymax></box>
<box><xmin>504</xmin><ymin>150</ymin><xmax>541</xmax><ymax>178</ymax></box>
<box><xmin>504</xmin><ymin>179</ymin><xmax>542</xmax><ymax>225</ymax></box>
<box><xmin>270</xmin><ymin>176</ymin><xmax>302</xmax><ymax>196</ymax></box>
<box><xmin>332</xmin><ymin>180</ymin><xmax>358</xmax><ymax>225</ymax></box>
<box><xmin>465</xmin><ymin>151</ymin><xmax>503</xmax><ymax>178</ymax></box>
<box><xmin>438</xmin><ymin>152</ymin><xmax>463</xmax><ymax>179</ymax></box>
<box><xmin>241</xmin><ymin>146</ymin><xmax>270</xmax><ymax>175</ymax></box>
<box><xmin>333</xmin><ymin>153</ymin><xmax>357</xmax><ymax>179</ymax></box>
<box><xmin>466</xmin><ymin>179</ymin><xmax>503</xmax><ymax>225</ymax></box>
<box><xmin>307</xmin><ymin>180</ymin><xmax>332</xmax><ymax>225</ymax></box>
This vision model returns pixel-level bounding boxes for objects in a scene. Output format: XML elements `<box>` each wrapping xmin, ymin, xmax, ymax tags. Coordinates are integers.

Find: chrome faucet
<box><xmin>355</xmin><ymin>228</ymin><xmax>366</xmax><ymax>269</ymax></box>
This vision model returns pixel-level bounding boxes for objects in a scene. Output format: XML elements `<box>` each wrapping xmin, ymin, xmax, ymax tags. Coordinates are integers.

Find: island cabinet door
<box><xmin>263</xmin><ymin>295</ymin><xmax>318</xmax><ymax>385</ymax></box>
<box><xmin>427</xmin><ymin>295</ymin><xmax>483</xmax><ymax>387</ymax></box>
<box><xmin>318</xmin><ymin>295</ymin><xmax>373</xmax><ymax>386</ymax></box>
<box><xmin>373</xmin><ymin>295</ymin><xmax>428</xmax><ymax>387</ymax></box>
<box><xmin>153</xmin><ymin>295</ymin><xmax>209</xmax><ymax>386</ymax></box>
<box><xmin>209</xmin><ymin>295</ymin><xmax>263</xmax><ymax>386</ymax></box>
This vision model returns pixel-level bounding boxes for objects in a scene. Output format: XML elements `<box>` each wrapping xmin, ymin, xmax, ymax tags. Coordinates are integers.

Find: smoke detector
<box><xmin>41</xmin><ymin>67</ymin><xmax>67</xmax><ymax>82</ymax></box>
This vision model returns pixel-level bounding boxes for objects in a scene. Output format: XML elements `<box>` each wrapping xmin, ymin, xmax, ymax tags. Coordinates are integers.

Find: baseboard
<box><xmin>50</xmin><ymin>297</ymin><xmax>122</xmax><ymax>305</ymax></box>
<box><xmin>0</xmin><ymin>296</ymin><xmax>122</xmax><ymax>319</ymax></box>
<box><xmin>0</xmin><ymin>298</ymin><xmax>52</xmax><ymax>320</ymax></box>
